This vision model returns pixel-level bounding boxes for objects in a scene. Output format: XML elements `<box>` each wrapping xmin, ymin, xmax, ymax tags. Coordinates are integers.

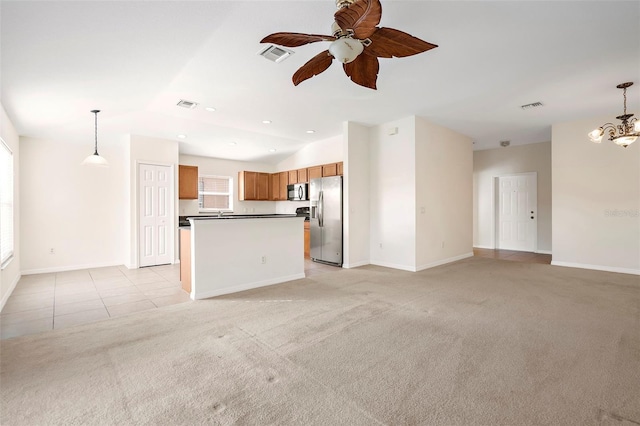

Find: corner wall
<box><xmin>1</xmin><ymin>105</ymin><xmax>20</xmax><ymax>310</ymax></box>
<box><xmin>552</xmin><ymin>115</ymin><xmax>639</xmax><ymax>274</ymax></box>
<box><xmin>369</xmin><ymin>116</ymin><xmax>417</xmax><ymax>270</ymax></box>
<box><xmin>415</xmin><ymin>117</ymin><xmax>473</xmax><ymax>269</ymax></box>
<box><xmin>343</xmin><ymin>122</ymin><xmax>370</xmax><ymax>268</ymax></box>
<box><xmin>473</xmin><ymin>142</ymin><xmax>552</xmax><ymax>252</ymax></box>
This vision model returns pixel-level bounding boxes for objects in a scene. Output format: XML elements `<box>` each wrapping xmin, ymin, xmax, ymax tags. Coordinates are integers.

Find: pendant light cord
<box><xmin>93</xmin><ymin>110</ymin><xmax>99</xmax><ymax>155</ymax></box>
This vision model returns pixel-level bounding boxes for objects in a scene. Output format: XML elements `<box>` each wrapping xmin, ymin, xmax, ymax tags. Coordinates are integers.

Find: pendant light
<box><xmin>82</xmin><ymin>109</ymin><xmax>108</xmax><ymax>166</ymax></box>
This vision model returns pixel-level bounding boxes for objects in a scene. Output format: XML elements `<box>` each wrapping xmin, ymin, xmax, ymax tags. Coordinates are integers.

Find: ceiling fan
<box><xmin>260</xmin><ymin>0</ymin><xmax>438</xmax><ymax>90</ymax></box>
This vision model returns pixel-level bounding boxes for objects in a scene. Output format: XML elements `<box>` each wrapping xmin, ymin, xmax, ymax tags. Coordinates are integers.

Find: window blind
<box><xmin>0</xmin><ymin>139</ymin><xmax>14</xmax><ymax>265</ymax></box>
<box><xmin>198</xmin><ymin>175</ymin><xmax>233</xmax><ymax>211</ymax></box>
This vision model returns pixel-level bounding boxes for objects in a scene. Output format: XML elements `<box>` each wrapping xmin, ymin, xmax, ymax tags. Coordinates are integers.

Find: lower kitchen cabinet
<box><xmin>180</xmin><ymin>228</ymin><xmax>191</xmax><ymax>293</ymax></box>
<box><xmin>304</xmin><ymin>221</ymin><xmax>310</xmax><ymax>257</ymax></box>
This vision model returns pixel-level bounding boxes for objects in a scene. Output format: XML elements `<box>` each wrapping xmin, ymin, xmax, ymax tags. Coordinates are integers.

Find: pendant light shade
<box><xmin>82</xmin><ymin>109</ymin><xmax>108</xmax><ymax>166</ymax></box>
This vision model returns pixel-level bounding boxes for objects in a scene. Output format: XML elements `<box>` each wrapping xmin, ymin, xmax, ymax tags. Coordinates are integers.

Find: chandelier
<box><xmin>588</xmin><ymin>82</ymin><xmax>640</xmax><ymax>148</ymax></box>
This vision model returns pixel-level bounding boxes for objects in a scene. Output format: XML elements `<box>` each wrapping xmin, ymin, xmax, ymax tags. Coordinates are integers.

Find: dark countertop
<box><xmin>179</xmin><ymin>214</ymin><xmax>303</xmax><ymax>227</ymax></box>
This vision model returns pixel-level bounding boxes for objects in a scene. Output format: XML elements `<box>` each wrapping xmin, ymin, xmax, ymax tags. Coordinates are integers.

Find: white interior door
<box><xmin>139</xmin><ymin>164</ymin><xmax>173</xmax><ymax>267</ymax></box>
<box><xmin>496</xmin><ymin>173</ymin><xmax>537</xmax><ymax>252</ymax></box>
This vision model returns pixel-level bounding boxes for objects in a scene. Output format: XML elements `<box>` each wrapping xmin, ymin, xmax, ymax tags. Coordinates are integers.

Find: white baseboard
<box><xmin>551</xmin><ymin>261</ymin><xmax>640</xmax><ymax>276</ymax></box>
<box><xmin>369</xmin><ymin>260</ymin><xmax>417</xmax><ymax>272</ymax></box>
<box><xmin>0</xmin><ymin>273</ymin><xmax>21</xmax><ymax>312</ymax></box>
<box><xmin>342</xmin><ymin>260</ymin><xmax>369</xmax><ymax>269</ymax></box>
<box><xmin>192</xmin><ymin>273</ymin><xmax>306</xmax><ymax>300</ymax></box>
<box><xmin>22</xmin><ymin>262</ymin><xmax>124</xmax><ymax>276</ymax></box>
<box><xmin>416</xmin><ymin>252</ymin><xmax>475</xmax><ymax>271</ymax></box>
<box><xmin>536</xmin><ymin>249</ymin><xmax>552</xmax><ymax>255</ymax></box>
<box><xmin>473</xmin><ymin>245</ymin><xmax>495</xmax><ymax>250</ymax></box>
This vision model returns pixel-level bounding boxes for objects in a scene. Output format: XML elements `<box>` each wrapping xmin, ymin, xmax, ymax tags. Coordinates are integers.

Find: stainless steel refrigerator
<box><xmin>309</xmin><ymin>176</ymin><xmax>343</xmax><ymax>266</ymax></box>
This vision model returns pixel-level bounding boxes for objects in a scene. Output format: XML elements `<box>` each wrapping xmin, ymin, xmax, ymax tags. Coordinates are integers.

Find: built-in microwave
<box><xmin>287</xmin><ymin>183</ymin><xmax>308</xmax><ymax>201</ymax></box>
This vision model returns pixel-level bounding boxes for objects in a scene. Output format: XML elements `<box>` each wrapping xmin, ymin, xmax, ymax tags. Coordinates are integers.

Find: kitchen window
<box><xmin>0</xmin><ymin>138</ymin><xmax>14</xmax><ymax>267</ymax></box>
<box><xmin>199</xmin><ymin>175</ymin><xmax>233</xmax><ymax>212</ymax></box>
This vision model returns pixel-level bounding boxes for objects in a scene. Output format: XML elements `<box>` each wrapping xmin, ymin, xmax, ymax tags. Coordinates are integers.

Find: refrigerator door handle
<box><xmin>319</xmin><ymin>190</ymin><xmax>324</xmax><ymax>227</ymax></box>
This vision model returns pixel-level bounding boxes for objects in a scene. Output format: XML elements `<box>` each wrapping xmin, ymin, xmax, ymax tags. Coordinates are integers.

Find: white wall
<box><xmin>369</xmin><ymin>116</ymin><xmax>417</xmax><ymax>271</ymax></box>
<box><xmin>129</xmin><ymin>135</ymin><xmax>179</xmax><ymax>268</ymax></box>
<box><xmin>415</xmin><ymin>117</ymin><xmax>473</xmax><ymax>269</ymax></box>
<box><xmin>473</xmin><ymin>142</ymin><xmax>552</xmax><ymax>252</ymax></box>
<box><xmin>178</xmin><ymin>154</ymin><xmax>276</xmax><ymax>216</ymax></box>
<box><xmin>343</xmin><ymin>122</ymin><xmax>370</xmax><ymax>268</ymax></box>
<box><xmin>20</xmin><ymin>135</ymin><xmax>129</xmax><ymax>274</ymax></box>
<box><xmin>1</xmin><ymin>105</ymin><xmax>21</xmax><ymax>310</ymax></box>
<box><xmin>552</xmin><ymin>116</ymin><xmax>640</xmax><ymax>274</ymax></box>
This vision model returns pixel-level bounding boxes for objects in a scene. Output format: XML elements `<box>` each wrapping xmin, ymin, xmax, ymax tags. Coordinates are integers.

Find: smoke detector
<box><xmin>177</xmin><ymin>99</ymin><xmax>198</xmax><ymax>109</ymax></box>
<box><xmin>521</xmin><ymin>102</ymin><xmax>544</xmax><ymax>110</ymax></box>
<box><xmin>258</xmin><ymin>45</ymin><xmax>294</xmax><ymax>63</ymax></box>
<box><xmin>500</xmin><ymin>140</ymin><xmax>511</xmax><ymax>147</ymax></box>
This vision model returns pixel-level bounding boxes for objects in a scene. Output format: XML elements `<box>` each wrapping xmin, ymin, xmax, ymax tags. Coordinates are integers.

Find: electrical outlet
<box><xmin>50</xmin><ymin>248</ymin><xmax>55</xmax><ymax>254</ymax></box>
<box><xmin>261</xmin><ymin>256</ymin><xmax>266</xmax><ymax>264</ymax></box>
<box><xmin>441</xmin><ymin>241</ymin><xmax>445</xmax><ymax>249</ymax></box>
<box><xmin>379</xmin><ymin>243</ymin><xmax>383</xmax><ymax>249</ymax></box>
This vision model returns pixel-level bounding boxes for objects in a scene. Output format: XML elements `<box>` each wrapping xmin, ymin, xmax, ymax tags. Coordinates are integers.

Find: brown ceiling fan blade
<box><xmin>261</xmin><ymin>32</ymin><xmax>335</xmax><ymax>47</ymax></box>
<box><xmin>365</xmin><ymin>27</ymin><xmax>438</xmax><ymax>58</ymax></box>
<box><xmin>334</xmin><ymin>0</ymin><xmax>382</xmax><ymax>39</ymax></box>
<box><xmin>343</xmin><ymin>53</ymin><xmax>379</xmax><ymax>90</ymax></box>
<box><xmin>292</xmin><ymin>50</ymin><xmax>334</xmax><ymax>86</ymax></box>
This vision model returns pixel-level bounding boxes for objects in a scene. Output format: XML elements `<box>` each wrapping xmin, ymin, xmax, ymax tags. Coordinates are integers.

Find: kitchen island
<box><xmin>182</xmin><ymin>215</ymin><xmax>305</xmax><ymax>300</ymax></box>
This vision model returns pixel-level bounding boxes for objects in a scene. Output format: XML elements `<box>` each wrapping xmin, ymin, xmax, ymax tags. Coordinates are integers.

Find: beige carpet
<box><xmin>1</xmin><ymin>257</ymin><xmax>639</xmax><ymax>425</ymax></box>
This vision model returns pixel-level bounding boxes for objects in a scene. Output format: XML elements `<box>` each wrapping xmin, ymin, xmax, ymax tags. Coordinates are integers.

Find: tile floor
<box><xmin>1</xmin><ymin>259</ymin><xmax>341</xmax><ymax>340</ymax></box>
<box><xmin>1</xmin><ymin>264</ymin><xmax>189</xmax><ymax>340</ymax></box>
<box><xmin>473</xmin><ymin>248</ymin><xmax>552</xmax><ymax>264</ymax></box>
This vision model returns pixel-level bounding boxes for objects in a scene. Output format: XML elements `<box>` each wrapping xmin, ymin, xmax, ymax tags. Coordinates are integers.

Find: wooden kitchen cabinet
<box><xmin>322</xmin><ymin>163</ymin><xmax>337</xmax><ymax>177</ymax></box>
<box><xmin>279</xmin><ymin>171</ymin><xmax>288</xmax><ymax>200</ymax></box>
<box><xmin>304</xmin><ymin>221</ymin><xmax>310</xmax><ymax>258</ymax></box>
<box><xmin>238</xmin><ymin>171</ymin><xmax>270</xmax><ymax>201</ymax></box>
<box><xmin>288</xmin><ymin>170</ymin><xmax>298</xmax><ymax>185</ymax></box>
<box><xmin>180</xmin><ymin>228</ymin><xmax>191</xmax><ymax>293</ymax></box>
<box><xmin>308</xmin><ymin>166</ymin><xmax>322</xmax><ymax>181</ymax></box>
<box><xmin>270</xmin><ymin>173</ymin><xmax>280</xmax><ymax>201</ymax></box>
<box><xmin>179</xmin><ymin>165</ymin><xmax>198</xmax><ymax>199</ymax></box>
<box><xmin>337</xmin><ymin>162</ymin><xmax>343</xmax><ymax>176</ymax></box>
<box><xmin>297</xmin><ymin>168</ymin><xmax>308</xmax><ymax>183</ymax></box>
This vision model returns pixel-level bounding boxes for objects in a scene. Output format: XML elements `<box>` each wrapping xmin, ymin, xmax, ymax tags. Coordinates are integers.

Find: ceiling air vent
<box><xmin>177</xmin><ymin>99</ymin><xmax>198</xmax><ymax>109</ymax></box>
<box><xmin>521</xmin><ymin>101</ymin><xmax>544</xmax><ymax>110</ymax></box>
<box><xmin>258</xmin><ymin>45</ymin><xmax>294</xmax><ymax>63</ymax></box>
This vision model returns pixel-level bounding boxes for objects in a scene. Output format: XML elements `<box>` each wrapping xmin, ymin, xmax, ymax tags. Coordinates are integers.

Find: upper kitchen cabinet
<box><xmin>279</xmin><ymin>171</ymin><xmax>288</xmax><ymax>200</ymax></box>
<box><xmin>337</xmin><ymin>162</ymin><xmax>343</xmax><ymax>176</ymax></box>
<box><xmin>297</xmin><ymin>168</ymin><xmax>308</xmax><ymax>183</ymax></box>
<box><xmin>288</xmin><ymin>170</ymin><xmax>298</xmax><ymax>185</ymax></box>
<box><xmin>322</xmin><ymin>163</ymin><xmax>337</xmax><ymax>177</ymax></box>
<box><xmin>270</xmin><ymin>173</ymin><xmax>280</xmax><ymax>201</ymax></box>
<box><xmin>238</xmin><ymin>171</ymin><xmax>270</xmax><ymax>201</ymax></box>
<box><xmin>179</xmin><ymin>165</ymin><xmax>198</xmax><ymax>199</ymax></box>
<box><xmin>308</xmin><ymin>166</ymin><xmax>322</xmax><ymax>181</ymax></box>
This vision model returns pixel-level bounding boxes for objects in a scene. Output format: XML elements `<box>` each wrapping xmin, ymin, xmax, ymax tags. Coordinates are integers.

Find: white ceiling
<box><xmin>2</xmin><ymin>1</ymin><xmax>639</xmax><ymax>163</ymax></box>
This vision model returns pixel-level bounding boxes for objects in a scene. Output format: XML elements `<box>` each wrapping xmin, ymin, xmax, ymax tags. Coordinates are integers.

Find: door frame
<box><xmin>493</xmin><ymin>172</ymin><xmax>537</xmax><ymax>252</ymax></box>
<box><xmin>135</xmin><ymin>161</ymin><xmax>176</xmax><ymax>268</ymax></box>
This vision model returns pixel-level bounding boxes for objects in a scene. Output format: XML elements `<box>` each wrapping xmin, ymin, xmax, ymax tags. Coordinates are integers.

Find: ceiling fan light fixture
<box><xmin>82</xmin><ymin>109</ymin><xmax>108</xmax><ymax>167</ymax></box>
<box><xmin>589</xmin><ymin>82</ymin><xmax>639</xmax><ymax>148</ymax></box>
<box><xmin>588</xmin><ymin>128</ymin><xmax>604</xmax><ymax>143</ymax></box>
<box><xmin>329</xmin><ymin>37</ymin><xmax>363</xmax><ymax>64</ymax></box>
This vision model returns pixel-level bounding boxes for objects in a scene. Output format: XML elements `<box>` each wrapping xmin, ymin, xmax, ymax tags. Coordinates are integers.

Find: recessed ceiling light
<box><xmin>205</xmin><ymin>107</ymin><xmax>216</xmax><ymax>112</ymax></box>
<box><xmin>227</xmin><ymin>142</ymin><xmax>237</xmax><ymax>146</ymax></box>
<box><xmin>269</xmin><ymin>148</ymin><xmax>277</xmax><ymax>152</ymax></box>
<box><xmin>306</xmin><ymin>130</ymin><xmax>315</xmax><ymax>134</ymax></box>
<box><xmin>177</xmin><ymin>134</ymin><xmax>187</xmax><ymax>139</ymax></box>
<box><xmin>262</xmin><ymin>120</ymin><xmax>272</xmax><ymax>124</ymax></box>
